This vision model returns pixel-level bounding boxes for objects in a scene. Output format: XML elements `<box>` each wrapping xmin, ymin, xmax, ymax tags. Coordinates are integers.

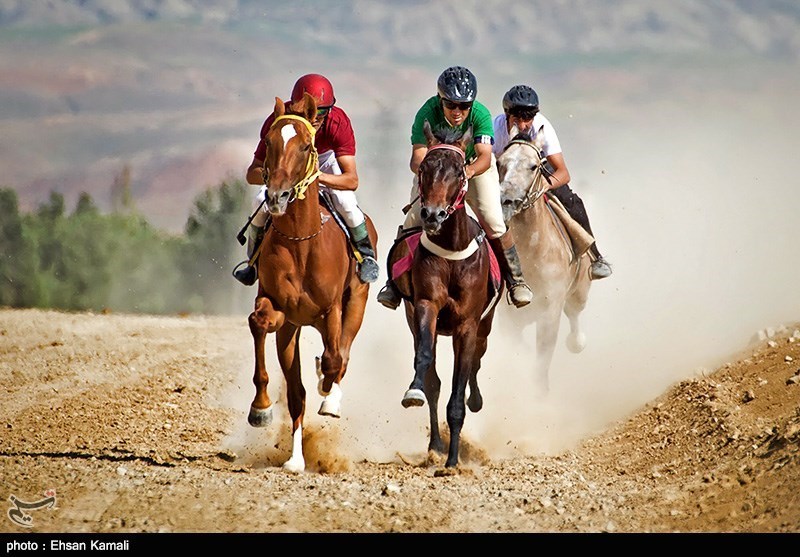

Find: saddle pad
<box><xmin>390</xmin><ymin>231</ymin><xmax>501</xmax><ymax>292</ymax></box>
<box><xmin>544</xmin><ymin>194</ymin><xmax>594</xmax><ymax>259</ymax></box>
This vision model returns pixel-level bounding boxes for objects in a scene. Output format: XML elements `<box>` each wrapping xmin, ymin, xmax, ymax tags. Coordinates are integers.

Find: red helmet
<box><xmin>290</xmin><ymin>73</ymin><xmax>336</xmax><ymax>108</ymax></box>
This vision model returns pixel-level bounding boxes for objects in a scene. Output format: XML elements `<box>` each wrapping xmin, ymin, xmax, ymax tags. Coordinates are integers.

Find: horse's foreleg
<box><xmin>564</xmin><ymin>261</ymin><xmax>591</xmax><ymax>353</ymax></box>
<box><xmin>423</xmin><ymin>340</ymin><xmax>443</xmax><ymax>453</ymax></box>
<box><xmin>446</xmin><ymin>327</ymin><xmax>478</xmax><ymax>468</ymax></box>
<box><xmin>402</xmin><ymin>300</ymin><xmax>438</xmax><ymax>408</ymax></box>
<box><xmin>316</xmin><ymin>309</ymin><xmax>344</xmax><ymax>418</ymax></box>
<box><xmin>467</xmin><ymin>334</ymin><xmax>488</xmax><ymax>413</ymax></box>
<box><xmin>248</xmin><ymin>297</ymin><xmax>284</xmax><ymax>428</ymax></box>
<box><xmin>276</xmin><ymin>324</ymin><xmax>305</xmax><ymax>473</ymax></box>
<box><xmin>534</xmin><ymin>306</ymin><xmax>562</xmax><ymax>397</ymax></box>
<box><xmin>468</xmin><ymin>311</ymin><xmax>497</xmax><ymax>413</ymax></box>
<box><xmin>337</xmin><ymin>281</ymin><xmax>370</xmax><ymax>383</ymax></box>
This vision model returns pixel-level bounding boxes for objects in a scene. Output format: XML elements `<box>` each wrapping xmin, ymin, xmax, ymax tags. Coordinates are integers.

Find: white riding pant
<box><xmin>402</xmin><ymin>152</ymin><xmax>507</xmax><ymax>239</ymax></box>
<box><xmin>251</xmin><ymin>150</ymin><xmax>365</xmax><ymax>229</ymax></box>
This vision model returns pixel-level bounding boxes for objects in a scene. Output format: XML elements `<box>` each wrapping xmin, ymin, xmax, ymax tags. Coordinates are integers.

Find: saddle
<box><xmin>385</xmin><ymin>225</ymin><xmax>502</xmax><ymax>304</ymax></box>
<box><xmin>318</xmin><ymin>189</ymin><xmax>350</xmax><ymax>240</ymax></box>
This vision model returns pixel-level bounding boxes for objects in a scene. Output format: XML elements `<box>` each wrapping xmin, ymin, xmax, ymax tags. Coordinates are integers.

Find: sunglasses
<box><xmin>442</xmin><ymin>99</ymin><xmax>473</xmax><ymax>111</ymax></box>
<box><xmin>316</xmin><ymin>106</ymin><xmax>332</xmax><ymax>118</ymax></box>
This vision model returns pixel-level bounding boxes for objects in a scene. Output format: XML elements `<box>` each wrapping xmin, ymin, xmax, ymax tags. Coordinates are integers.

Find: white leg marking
<box><xmin>319</xmin><ymin>382</ymin><xmax>342</xmax><ymax>418</ymax></box>
<box><xmin>283</xmin><ymin>425</ymin><xmax>305</xmax><ymax>473</ymax></box>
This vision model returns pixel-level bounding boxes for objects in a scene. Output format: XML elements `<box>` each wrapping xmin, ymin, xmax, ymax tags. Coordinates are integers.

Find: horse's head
<box><xmin>261</xmin><ymin>93</ymin><xmax>320</xmax><ymax>216</ymax></box>
<box><xmin>416</xmin><ymin>120</ymin><xmax>471</xmax><ymax>235</ymax></box>
<box><xmin>497</xmin><ymin>124</ymin><xmax>547</xmax><ymax>224</ymax></box>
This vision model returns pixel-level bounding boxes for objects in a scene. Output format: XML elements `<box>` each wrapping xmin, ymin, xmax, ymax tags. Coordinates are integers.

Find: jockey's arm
<box><xmin>543</xmin><ymin>152</ymin><xmax>571</xmax><ymax>191</ymax></box>
<box><xmin>246</xmin><ymin>157</ymin><xmax>267</xmax><ymax>185</ymax></box>
<box><xmin>466</xmin><ymin>142</ymin><xmax>492</xmax><ymax>180</ymax></box>
<box><xmin>318</xmin><ymin>155</ymin><xmax>359</xmax><ymax>191</ymax></box>
<box><xmin>410</xmin><ymin>144</ymin><xmax>427</xmax><ymax>175</ymax></box>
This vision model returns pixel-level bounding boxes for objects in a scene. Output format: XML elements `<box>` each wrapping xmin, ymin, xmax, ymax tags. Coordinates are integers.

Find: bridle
<box><xmin>418</xmin><ymin>144</ymin><xmax>469</xmax><ymax>218</ymax></box>
<box><xmin>264</xmin><ymin>114</ymin><xmax>321</xmax><ymax>203</ymax></box>
<box><xmin>264</xmin><ymin>113</ymin><xmax>325</xmax><ymax>241</ymax></box>
<box><xmin>503</xmin><ymin>138</ymin><xmax>550</xmax><ymax>211</ymax></box>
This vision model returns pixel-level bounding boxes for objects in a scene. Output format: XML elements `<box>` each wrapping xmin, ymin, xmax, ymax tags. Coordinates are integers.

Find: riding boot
<box><xmin>550</xmin><ymin>184</ymin><xmax>612</xmax><ymax>280</ymax></box>
<box><xmin>376</xmin><ymin>226</ymin><xmax>404</xmax><ymax>310</ymax></box>
<box><xmin>348</xmin><ymin>221</ymin><xmax>380</xmax><ymax>283</ymax></box>
<box><xmin>489</xmin><ymin>230</ymin><xmax>533</xmax><ymax>308</ymax></box>
<box><xmin>232</xmin><ymin>224</ymin><xmax>264</xmax><ymax>286</ymax></box>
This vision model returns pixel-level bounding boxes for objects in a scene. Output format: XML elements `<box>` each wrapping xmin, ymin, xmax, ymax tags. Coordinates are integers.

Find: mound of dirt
<box><xmin>0</xmin><ymin>309</ymin><xmax>797</xmax><ymax>533</ymax></box>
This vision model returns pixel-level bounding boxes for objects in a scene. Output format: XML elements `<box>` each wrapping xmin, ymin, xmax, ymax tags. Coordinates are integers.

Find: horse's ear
<box><xmin>274</xmin><ymin>97</ymin><xmax>286</xmax><ymax>117</ymax></box>
<box><xmin>423</xmin><ymin>120</ymin><xmax>436</xmax><ymax>146</ymax></box>
<box><xmin>509</xmin><ymin>123</ymin><xmax>519</xmax><ymax>138</ymax></box>
<box><xmin>301</xmin><ymin>92</ymin><xmax>318</xmax><ymax>123</ymax></box>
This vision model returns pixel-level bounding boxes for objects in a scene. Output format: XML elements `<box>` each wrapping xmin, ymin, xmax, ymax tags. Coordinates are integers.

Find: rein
<box><xmin>418</xmin><ymin>144</ymin><xmax>469</xmax><ymax>217</ymax></box>
<box><xmin>265</xmin><ymin>114</ymin><xmax>322</xmax><ymax>201</ymax></box>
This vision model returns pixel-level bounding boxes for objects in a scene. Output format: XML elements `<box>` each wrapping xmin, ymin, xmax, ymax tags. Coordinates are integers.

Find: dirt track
<box><xmin>1</xmin><ymin>308</ymin><xmax>798</xmax><ymax>534</ymax></box>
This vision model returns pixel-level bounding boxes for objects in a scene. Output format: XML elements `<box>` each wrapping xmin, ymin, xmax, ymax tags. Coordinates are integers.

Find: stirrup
<box><xmin>377</xmin><ymin>283</ymin><xmax>401</xmax><ymax>310</ymax></box>
<box><xmin>357</xmin><ymin>256</ymin><xmax>380</xmax><ymax>283</ymax></box>
<box><xmin>590</xmin><ymin>258</ymin><xmax>612</xmax><ymax>280</ymax></box>
<box><xmin>507</xmin><ymin>282</ymin><xmax>533</xmax><ymax>308</ymax></box>
<box><xmin>232</xmin><ymin>261</ymin><xmax>257</xmax><ymax>286</ymax></box>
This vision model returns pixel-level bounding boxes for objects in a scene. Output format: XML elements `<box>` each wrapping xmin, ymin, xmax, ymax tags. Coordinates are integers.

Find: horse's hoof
<box><xmin>318</xmin><ymin>383</ymin><xmax>342</xmax><ymax>417</ymax></box>
<box><xmin>248</xmin><ymin>405</ymin><xmax>273</xmax><ymax>428</ymax></box>
<box><xmin>467</xmin><ymin>392</ymin><xmax>483</xmax><ymax>413</ymax></box>
<box><xmin>402</xmin><ymin>388</ymin><xmax>426</xmax><ymax>408</ymax></box>
<box><xmin>434</xmin><ymin>466</ymin><xmax>460</xmax><ymax>477</ymax></box>
<box><xmin>566</xmin><ymin>332</ymin><xmax>586</xmax><ymax>353</ymax></box>
<box><xmin>319</xmin><ymin>399</ymin><xmax>341</xmax><ymax>418</ymax></box>
<box><xmin>282</xmin><ymin>457</ymin><xmax>305</xmax><ymax>474</ymax></box>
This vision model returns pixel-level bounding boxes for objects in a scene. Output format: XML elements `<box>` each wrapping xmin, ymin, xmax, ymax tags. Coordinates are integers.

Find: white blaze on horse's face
<box><xmin>281</xmin><ymin>123</ymin><xmax>297</xmax><ymax>147</ymax></box>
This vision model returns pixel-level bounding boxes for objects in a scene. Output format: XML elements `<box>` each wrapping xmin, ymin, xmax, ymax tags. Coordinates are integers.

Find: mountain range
<box><xmin>1</xmin><ymin>0</ymin><xmax>798</xmax><ymax>231</ymax></box>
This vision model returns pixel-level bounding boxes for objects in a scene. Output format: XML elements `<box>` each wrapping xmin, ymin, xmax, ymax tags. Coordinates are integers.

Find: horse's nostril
<box><xmin>420</xmin><ymin>207</ymin><xmax>430</xmax><ymax>219</ymax></box>
<box><xmin>437</xmin><ymin>210</ymin><xmax>448</xmax><ymax>220</ymax></box>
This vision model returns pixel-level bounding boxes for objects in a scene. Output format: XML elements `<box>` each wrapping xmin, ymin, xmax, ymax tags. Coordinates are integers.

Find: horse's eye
<box><xmin>302</xmin><ymin>143</ymin><xmax>311</xmax><ymax>152</ymax></box>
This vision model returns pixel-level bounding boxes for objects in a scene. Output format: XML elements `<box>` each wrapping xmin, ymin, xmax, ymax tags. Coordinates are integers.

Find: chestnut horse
<box><xmin>496</xmin><ymin>126</ymin><xmax>592</xmax><ymax>396</ymax></box>
<box><xmin>247</xmin><ymin>93</ymin><xmax>378</xmax><ymax>473</ymax></box>
<box><xmin>398</xmin><ymin>122</ymin><xmax>501</xmax><ymax>468</ymax></box>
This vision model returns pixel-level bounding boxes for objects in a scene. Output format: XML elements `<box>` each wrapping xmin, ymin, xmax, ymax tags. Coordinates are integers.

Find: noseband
<box><xmin>265</xmin><ymin>114</ymin><xmax>321</xmax><ymax>202</ymax></box>
<box><xmin>418</xmin><ymin>144</ymin><xmax>468</xmax><ymax>217</ymax></box>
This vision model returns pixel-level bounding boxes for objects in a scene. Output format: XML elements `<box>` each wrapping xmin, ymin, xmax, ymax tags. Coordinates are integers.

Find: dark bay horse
<box><xmin>497</xmin><ymin>126</ymin><xmax>592</xmax><ymax>396</ymax></box>
<box><xmin>399</xmin><ymin>122</ymin><xmax>501</xmax><ymax>469</ymax></box>
<box><xmin>247</xmin><ymin>93</ymin><xmax>378</xmax><ymax>473</ymax></box>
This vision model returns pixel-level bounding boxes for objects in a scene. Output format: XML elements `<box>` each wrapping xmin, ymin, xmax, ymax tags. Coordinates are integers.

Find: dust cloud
<box><xmin>219</xmin><ymin>68</ymin><xmax>800</xmax><ymax>468</ymax></box>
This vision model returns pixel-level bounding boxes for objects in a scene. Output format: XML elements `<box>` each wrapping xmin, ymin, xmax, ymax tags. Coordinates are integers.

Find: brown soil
<box><xmin>1</xmin><ymin>308</ymin><xmax>798</xmax><ymax>533</ymax></box>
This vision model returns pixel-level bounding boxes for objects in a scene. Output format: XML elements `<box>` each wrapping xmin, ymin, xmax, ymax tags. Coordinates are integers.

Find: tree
<box><xmin>0</xmin><ymin>188</ymin><xmax>41</xmax><ymax>306</ymax></box>
<box><xmin>183</xmin><ymin>179</ymin><xmax>251</xmax><ymax>314</ymax></box>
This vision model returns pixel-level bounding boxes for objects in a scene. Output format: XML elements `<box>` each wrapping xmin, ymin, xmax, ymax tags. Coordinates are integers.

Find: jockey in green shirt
<box><xmin>377</xmin><ymin>65</ymin><xmax>533</xmax><ymax>310</ymax></box>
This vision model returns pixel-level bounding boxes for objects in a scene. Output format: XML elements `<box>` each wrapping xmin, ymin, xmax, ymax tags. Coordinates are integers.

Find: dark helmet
<box><xmin>502</xmin><ymin>84</ymin><xmax>539</xmax><ymax>112</ymax></box>
<box><xmin>437</xmin><ymin>66</ymin><xmax>477</xmax><ymax>103</ymax></box>
<box><xmin>291</xmin><ymin>73</ymin><xmax>336</xmax><ymax>107</ymax></box>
